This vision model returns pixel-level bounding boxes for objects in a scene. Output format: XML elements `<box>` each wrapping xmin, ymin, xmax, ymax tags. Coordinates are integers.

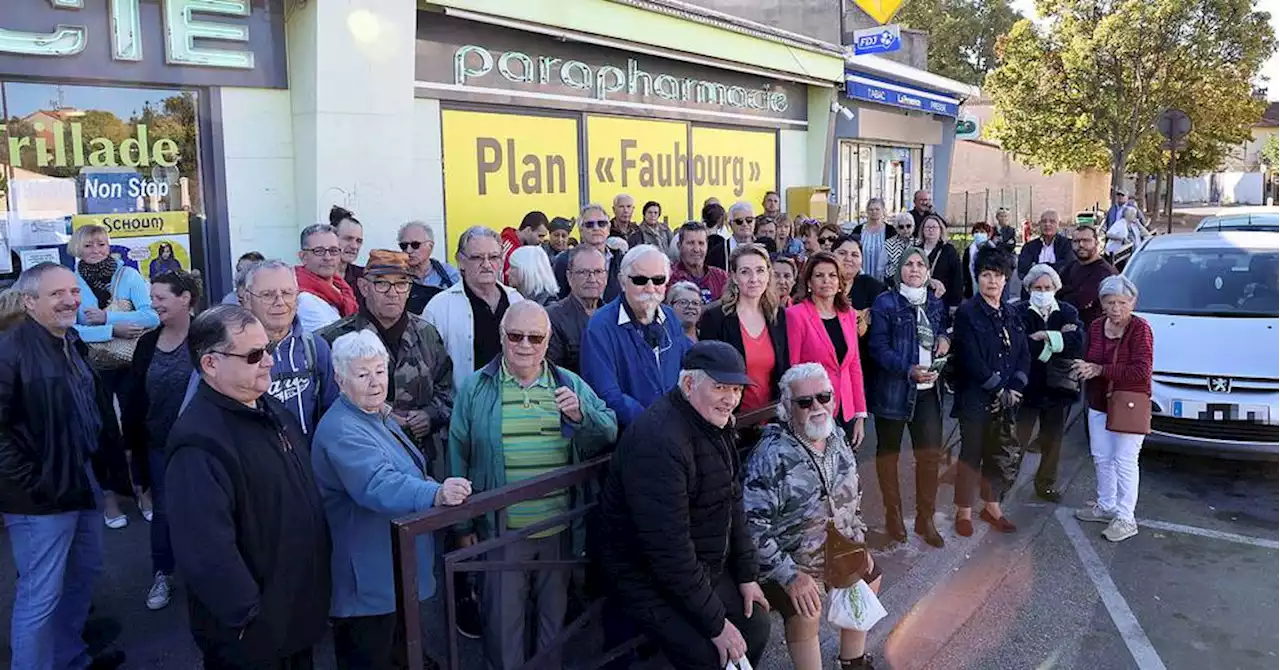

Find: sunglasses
<box><xmin>505</xmin><ymin>332</ymin><xmax>547</xmax><ymax>345</ymax></box>
<box><xmin>819</xmin><ymin>236</ymin><xmax>838</xmax><ymax>244</ymax></box>
<box><xmin>732</xmin><ymin>217</ymin><xmax>755</xmax><ymax>225</ymax></box>
<box><xmin>215</xmin><ymin>347</ymin><xmax>270</xmax><ymax>365</ymax></box>
<box><xmin>582</xmin><ymin>219</ymin><xmax>610</xmax><ymax>229</ymax></box>
<box><xmin>628</xmin><ymin>275</ymin><xmax>668</xmax><ymax>286</ymax></box>
<box><xmin>398</xmin><ymin>241</ymin><xmax>424</xmax><ymax>251</ymax></box>
<box><xmin>792</xmin><ymin>391</ymin><xmax>834</xmax><ymax>409</ymax></box>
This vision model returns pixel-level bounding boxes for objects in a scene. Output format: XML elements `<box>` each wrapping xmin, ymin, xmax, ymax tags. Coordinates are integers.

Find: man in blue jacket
<box><xmin>580</xmin><ymin>244</ymin><xmax>692</xmax><ymax>426</ymax></box>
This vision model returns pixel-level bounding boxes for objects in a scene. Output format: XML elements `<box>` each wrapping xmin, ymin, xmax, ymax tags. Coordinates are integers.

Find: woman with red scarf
<box><xmin>296</xmin><ymin>224</ymin><xmax>359</xmax><ymax>332</ymax></box>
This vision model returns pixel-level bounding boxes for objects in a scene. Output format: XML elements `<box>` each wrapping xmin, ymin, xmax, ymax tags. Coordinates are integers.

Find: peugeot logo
<box><xmin>1207</xmin><ymin>377</ymin><xmax>1232</xmax><ymax>393</ymax></box>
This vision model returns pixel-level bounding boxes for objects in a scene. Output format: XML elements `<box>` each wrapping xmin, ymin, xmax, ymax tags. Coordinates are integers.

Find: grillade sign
<box><xmin>416</xmin><ymin>14</ymin><xmax>807</xmax><ymax>125</ymax></box>
<box><xmin>0</xmin><ymin>0</ymin><xmax>287</xmax><ymax>88</ymax></box>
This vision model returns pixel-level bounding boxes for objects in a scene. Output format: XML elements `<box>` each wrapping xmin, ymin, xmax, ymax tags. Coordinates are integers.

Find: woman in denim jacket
<box><xmin>950</xmin><ymin>246</ymin><xmax>1030</xmax><ymax>537</ymax></box>
<box><xmin>868</xmin><ymin>248</ymin><xmax>950</xmax><ymax>549</ymax></box>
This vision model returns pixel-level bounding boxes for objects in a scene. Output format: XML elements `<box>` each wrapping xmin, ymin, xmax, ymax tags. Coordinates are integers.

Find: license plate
<box><xmin>1171</xmin><ymin>400</ymin><xmax>1270</xmax><ymax>422</ymax></box>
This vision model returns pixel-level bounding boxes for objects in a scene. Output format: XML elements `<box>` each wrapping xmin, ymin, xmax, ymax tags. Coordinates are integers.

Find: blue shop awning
<box><xmin>844</xmin><ymin>71</ymin><xmax>961</xmax><ymax>117</ymax></box>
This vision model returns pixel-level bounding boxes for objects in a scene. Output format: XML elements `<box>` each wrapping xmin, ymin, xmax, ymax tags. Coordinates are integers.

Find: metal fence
<box><xmin>945</xmin><ymin>186</ymin><xmax>1035</xmax><ymax>230</ymax></box>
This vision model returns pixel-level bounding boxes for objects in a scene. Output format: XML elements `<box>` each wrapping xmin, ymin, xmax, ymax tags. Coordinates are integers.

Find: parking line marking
<box><xmin>1055</xmin><ymin>508</ymin><xmax>1168</xmax><ymax>670</ymax></box>
<box><xmin>1136</xmin><ymin>519</ymin><xmax>1279</xmax><ymax>550</ymax></box>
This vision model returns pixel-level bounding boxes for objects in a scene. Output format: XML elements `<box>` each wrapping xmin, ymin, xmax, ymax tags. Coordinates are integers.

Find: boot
<box><xmin>875</xmin><ymin>455</ymin><xmax>907</xmax><ymax>542</ymax></box>
<box><xmin>914</xmin><ymin>449</ymin><xmax>944</xmax><ymax>548</ymax></box>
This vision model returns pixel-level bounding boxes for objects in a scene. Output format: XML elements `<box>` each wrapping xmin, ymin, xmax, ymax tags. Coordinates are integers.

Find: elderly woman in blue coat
<box><xmin>312</xmin><ymin>330</ymin><xmax>472</xmax><ymax>669</ymax></box>
<box><xmin>867</xmin><ymin>247</ymin><xmax>950</xmax><ymax>549</ymax></box>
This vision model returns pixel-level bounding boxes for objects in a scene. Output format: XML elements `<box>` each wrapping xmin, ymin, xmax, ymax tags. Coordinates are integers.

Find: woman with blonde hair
<box><xmin>0</xmin><ymin>287</ymin><xmax>25</xmax><ymax>332</ymax></box>
<box><xmin>697</xmin><ymin>244</ymin><xmax>790</xmax><ymax>413</ymax></box>
<box><xmin>69</xmin><ymin>223</ymin><xmax>159</xmax><ymax>529</ymax></box>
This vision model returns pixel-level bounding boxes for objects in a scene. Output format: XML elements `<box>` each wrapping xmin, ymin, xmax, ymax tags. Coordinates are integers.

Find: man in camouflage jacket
<box><xmin>318</xmin><ymin>249</ymin><xmax>454</xmax><ymax>478</ymax></box>
<box><xmin>743</xmin><ymin>362</ymin><xmax>878</xmax><ymax>669</ymax></box>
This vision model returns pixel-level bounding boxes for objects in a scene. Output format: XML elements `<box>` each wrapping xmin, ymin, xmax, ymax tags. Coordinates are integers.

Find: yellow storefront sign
<box><xmin>689</xmin><ymin>126</ymin><xmax>776</xmax><ymax>215</ymax></box>
<box><xmin>586</xmin><ymin>115</ymin><xmax>690</xmax><ymax>222</ymax></box>
<box><xmin>853</xmin><ymin>0</ymin><xmax>905</xmax><ymax>25</ymax></box>
<box><xmin>441</xmin><ymin>110</ymin><xmax>582</xmax><ymax>256</ymax></box>
<box><xmin>72</xmin><ymin>211</ymin><xmax>189</xmax><ymax>238</ymax></box>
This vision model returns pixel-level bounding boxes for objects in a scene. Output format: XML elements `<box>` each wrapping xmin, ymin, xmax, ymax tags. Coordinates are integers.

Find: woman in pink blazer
<box><xmin>786</xmin><ymin>251</ymin><xmax>869</xmax><ymax>446</ymax></box>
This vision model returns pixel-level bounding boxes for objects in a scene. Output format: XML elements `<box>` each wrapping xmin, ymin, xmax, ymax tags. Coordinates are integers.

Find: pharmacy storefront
<box><xmin>832</xmin><ymin>62</ymin><xmax>975</xmax><ymax>222</ymax></box>
<box><xmin>415</xmin><ymin>13</ymin><xmax>813</xmax><ymax>254</ymax></box>
<box><xmin>0</xmin><ymin>0</ymin><xmax>286</xmax><ymax>293</ymax></box>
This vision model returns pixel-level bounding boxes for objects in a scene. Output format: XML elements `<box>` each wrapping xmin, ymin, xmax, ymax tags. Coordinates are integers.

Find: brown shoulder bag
<box><xmin>796</xmin><ymin>436</ymin><xmax>870</xmax><ymax>589</ymax></box>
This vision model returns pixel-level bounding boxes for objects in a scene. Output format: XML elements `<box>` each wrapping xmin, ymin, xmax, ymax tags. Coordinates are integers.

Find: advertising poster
<box><xmin>689</xmin><ymin>126</ymin><xmax>777</xmax><ymax>215</ymax></box>
<box><xmin>19</xmin><ymin>247</ymin><xmax>62</xmax><ymax>271</ymax></box>
<box><xmin>72</xmin><ymin>211</ymin><xmax>191</xmax><ymax>280</ymax></box>
<box><xmin>586</xmin><ymin>115</ymin><xmax>690</xmax><ymax>222</ymax></box>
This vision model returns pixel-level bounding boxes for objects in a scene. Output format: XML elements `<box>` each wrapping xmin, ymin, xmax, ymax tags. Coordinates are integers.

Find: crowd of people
<box><xmin>0</xmin><ymin>191</ymin><xmax>1155</xmax><ymax>670</ymax></box>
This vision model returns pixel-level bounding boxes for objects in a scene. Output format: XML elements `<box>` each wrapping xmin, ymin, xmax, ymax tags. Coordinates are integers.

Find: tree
<box><xmin>984</xmin><ymin>0</ymin><xmax>1276</xmax><ymax>191</ymax></box>
<box><xmin>896</xmin><ymin>0</ymin><xmax>1020</xmax><ymax>87</ymax></box>
<box><xmin>1262</xmin><ymin>132</ymin><xmax>1279</xmax><ymax>172</ymax></box>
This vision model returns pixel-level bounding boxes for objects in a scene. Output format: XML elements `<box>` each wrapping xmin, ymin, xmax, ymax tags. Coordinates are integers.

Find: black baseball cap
<box><xmin>682</xmin><ymin>341</ymin><xmax>755</xmax><ymax>386</ymax></box>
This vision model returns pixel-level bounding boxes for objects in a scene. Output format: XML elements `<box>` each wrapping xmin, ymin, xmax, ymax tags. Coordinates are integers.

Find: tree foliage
<box><xmin>984</xmin><ymin>0</ymin><xmax>1276</xmax><ymax>189</ymax></box>
<box><xmin>896</xmin><ymin>0</ymin><xmax>1020</xmax><ymax>87</ymax></box>
<box><xmin>1262</xmin><ymin>132</ymin><xmax>1279</xmax><ymax>171</ymax></box>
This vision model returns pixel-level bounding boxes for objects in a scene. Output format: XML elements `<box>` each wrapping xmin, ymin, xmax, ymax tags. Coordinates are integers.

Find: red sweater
<box><xmin>1085</xmin><ymin>316</ymin><xmax>1154</xmax><ymax>412</ymax></box>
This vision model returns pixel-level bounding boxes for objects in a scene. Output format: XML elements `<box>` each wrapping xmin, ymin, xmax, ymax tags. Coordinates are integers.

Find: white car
<box><xmin>1123</xmin><ymin>231</ymin><xmax>1280</xmax><ymax>459</ymax></box>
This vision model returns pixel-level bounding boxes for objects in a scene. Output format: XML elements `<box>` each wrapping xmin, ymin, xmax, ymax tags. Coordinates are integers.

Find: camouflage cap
<box><xmin>364</xmin><ymin>249</ymin><xmax>412</xmax><ymax>277</ymax></box>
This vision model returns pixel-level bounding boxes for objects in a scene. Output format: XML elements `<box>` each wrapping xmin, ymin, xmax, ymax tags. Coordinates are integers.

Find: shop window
<box><xmin>0</xmin><ymin>82</ymin><xmax>204</xmax><ymax>287</ymax></box>
<box><xmin>837</xmin><ymin>140</ymin><xmax>921</xmax><ymax>223</ymax></box>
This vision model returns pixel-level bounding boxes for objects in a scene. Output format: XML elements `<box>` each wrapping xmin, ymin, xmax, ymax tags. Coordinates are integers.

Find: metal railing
<box><xmin>391</xmin><ymin>406</ymin><xmax>778</xmax><ymax>670</ymax></box>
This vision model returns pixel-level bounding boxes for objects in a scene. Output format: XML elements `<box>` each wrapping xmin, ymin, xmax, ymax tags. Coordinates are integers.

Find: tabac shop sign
<box><xmin>0</xmin><ymin>0</ymin><xmax>287</xmax><ymax>89</ymax></box>
<box><xmin>416</xmin><ymin>15</ymin><xmax>807</xmax><ymax>123</ymax></box>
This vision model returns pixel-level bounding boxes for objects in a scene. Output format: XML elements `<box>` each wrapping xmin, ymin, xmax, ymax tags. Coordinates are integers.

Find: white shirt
<box><xmin>1037</xmin><ymin>239</ymin><xmax>1056</xmax><ymax>265</ymax></box>
<box><xmin>296</xmin><ymin>292</ymin><xmax>341</xmax><ymax>333</ymax></box>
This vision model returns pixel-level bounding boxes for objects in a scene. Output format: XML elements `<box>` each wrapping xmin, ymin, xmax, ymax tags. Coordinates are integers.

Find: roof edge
<box><xmin>607</xmin><ymin>0</ymin><xmax>845</xmax><ymax>57</ymax></box>
<box><xmin>846</xmin><ymin>53</ymin><xmax>981</xmax><ymax>99</ymax></box>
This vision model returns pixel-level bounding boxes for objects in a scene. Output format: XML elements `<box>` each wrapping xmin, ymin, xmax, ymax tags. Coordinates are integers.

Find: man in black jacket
<box><xmin>166</xmin><ymin>305</ymin><xmax>331</xmax><ymax>670</ymax></box>
<box><xmin>0</xmin><ymin>263</ymin><xmax>129</xmax><ymax>670</ymax></box>
<box><xmin>597</xmin><ymin>341</ymin><xmax>771</xmax><ymax>669</ymax></box>
<box><xmin>1017</xmin><ymin>210</ymin><xmax>1075</xmax><ymax>285</ymax></box>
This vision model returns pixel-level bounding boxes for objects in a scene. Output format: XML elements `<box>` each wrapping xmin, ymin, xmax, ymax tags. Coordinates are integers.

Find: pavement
<box><xmin>1</xmin><ymin>400</ymin><xmax>1275</xmax><ymax>669</ymax></box>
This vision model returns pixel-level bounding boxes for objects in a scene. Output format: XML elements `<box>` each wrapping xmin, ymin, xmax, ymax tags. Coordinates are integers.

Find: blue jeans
<box><xmin>149</xmin><ymin>448</ymin><xmax>174</xmax><ymax>574</ymax></box>
<box><xmin>3</xmin><ymin>502</ymin><xmax>104</xmax><ymax>670</ymax></box>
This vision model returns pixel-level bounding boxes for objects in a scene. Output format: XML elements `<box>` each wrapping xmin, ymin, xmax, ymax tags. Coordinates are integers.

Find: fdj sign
<box><xmin>1</xmin><ymin>0</ymin><xmax>254</xmax><ymax>68</ymax></box>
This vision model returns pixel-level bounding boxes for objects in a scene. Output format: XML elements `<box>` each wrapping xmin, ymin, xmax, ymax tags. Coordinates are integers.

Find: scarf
<box><xmin>295</xmin><ymin>266</ymin><xmax>358</xmax><ymax>317</ymax></box>
<box><xmin>78</xmin><ymin>257</ymin><xmax>119</xmax><ymax>309</ymax></box>
<box><xmin>900</xmin><ymin>283</ymin><xmax>934</xmax><ymax>351</ymax></box>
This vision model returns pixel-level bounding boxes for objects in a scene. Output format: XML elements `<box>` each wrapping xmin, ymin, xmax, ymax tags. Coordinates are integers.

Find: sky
<box><xmin>1010</xmin><ymin>0</ymin><xmax>1280</xmax><ymax>100</ymax></box>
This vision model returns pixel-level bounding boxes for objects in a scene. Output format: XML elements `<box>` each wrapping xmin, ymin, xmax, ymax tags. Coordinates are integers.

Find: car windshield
<box><xmin>1126</xmin><ymin>247</ymin><xmax>1279</xmax><ymax>318</ymax></box>
<box><xmin>1197</xmin><ymin>213</ymin><xmax>1280</xmax><ymax>232</ymax></box>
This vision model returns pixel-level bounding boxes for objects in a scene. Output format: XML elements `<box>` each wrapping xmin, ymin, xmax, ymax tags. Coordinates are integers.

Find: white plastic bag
<box><xmin>725</xmin><ymin>657</ymin><xmax>754</xmax><ymax>670</ymax></box>
<box><xmin>827</xmin><ymin>580</ymin><xmax>888</xmax><ymax>631</ymax></box>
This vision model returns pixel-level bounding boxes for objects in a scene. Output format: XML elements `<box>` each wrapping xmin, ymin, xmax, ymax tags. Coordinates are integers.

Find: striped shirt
<box><xmin>500</xmin><ymin>362</ymin><xmax>571</xmax><ymax>536</ymax></box>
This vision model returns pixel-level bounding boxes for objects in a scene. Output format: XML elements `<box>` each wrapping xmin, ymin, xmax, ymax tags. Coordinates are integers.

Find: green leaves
<box><xmin>984</xmin><ymin>0</ymin><xmax>1277</xmax><ymax>188</ymax></box>
<box><xmin>896</xmin><ymin>0</ymin><xmax>1020</xmax><ymax>87</ymax></box>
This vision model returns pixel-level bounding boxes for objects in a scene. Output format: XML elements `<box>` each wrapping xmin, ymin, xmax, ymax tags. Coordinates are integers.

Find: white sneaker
<box><xmin>1074</xmin><ymin>504</ymin><xmax>1115</xmax><ymax>524</ymax></box>
<box><xmin>1102</xmin><ymin>517</ymin><xmax>1139</xmax><ymax>543</ymax></box>
<box><xmin>104</xmin><ymin>513</ymin><xmax>128</xmax><ymax>529</ymax></box>
<box><xmin>146</xmin><ymin>572</ymin><xmax>172</xmax><ymax>610</ymax></box>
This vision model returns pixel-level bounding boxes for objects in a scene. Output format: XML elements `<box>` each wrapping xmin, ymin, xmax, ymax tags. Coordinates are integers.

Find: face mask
<box><xmin>899</xmin><ymin>283</ymin><xmax>928</xmax><ymax>304</ymax></box>
<box><xmin>1030</xmin><ymin>290</ymin><xmax>1057</xmax><ymax>310</ymax></box>
<box><xmin>972</xmin><ymin>233</ymin><xmax>989</xmax><ymax>246</ymax></box>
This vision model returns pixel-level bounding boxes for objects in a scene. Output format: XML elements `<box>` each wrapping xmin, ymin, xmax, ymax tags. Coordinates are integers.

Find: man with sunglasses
<box><xmin>450</xmin><ymin>301</ymin><xmax>617</xmax><ymax>670</ymax></box>
<box><xmin>426</xmin><ymin>226</ymin><xmax>525</xmax><ymax>391</ymax></box>
<box><xmin>166</xmin><ymin>305</ymin><xmax>331</xmax><ymax>670</ymax></box>
<box><xmin>553</xmin><ymin>203</ymin><xmax>623</xmax><ymax>302</ymax></box>
<box><xmin>318</xmin><ymin>250</ymin><xmax>454</xmax><ymax>479</ymax></box>
<box><xmin>398</xmin><ymin>221</ymin><xmax>460</xmax><ymax>315</ymax></box>
<box><xmin>707</xmin><ymin>201</ymin><xmax>755</xmax><ymax>272</ymax></box>
<box><xmin>296</xmin><ymin>223</ymin><xmax>359</xmax><ymax>333</ymax></box>
<box><xmin>581</xmin><ymin>244</ymin><xmax>692</xmax><ymax>426</ymax></box>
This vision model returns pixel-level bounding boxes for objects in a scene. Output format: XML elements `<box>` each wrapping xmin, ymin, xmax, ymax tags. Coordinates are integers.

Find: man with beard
<box><xmin>296</xmin><ymin>224</ymin><xmax>359</xmax><ymax>332</ymax></box>
<box><xmin>762</xmin><ymin>190</ymin><xmax>783</xmax><ymax>219</ymax></box>
<box><xmin>1058</xmin><ymin>225</ymin><xmax>1117</xmax><ymax>328</ymax></box>
<box><xmin>744</xmin><ymin>363</ymin><xmax>880</xmax><ymax>670</ymax></box>
<box><xmin>669</xmin><ymin>222</ymin><xmax>729</xmax><ymax>303</ymax></box>
<box><xmin>597</xmin><ymin>341</ymin><xmax>770</xmax><ymax>669</ymax></box>
<box><xmin>0</xmin><ymin>263</ymin><xmax>129</xmax><ymax>670</ymax></box>
<box><xmin>581</xmin><ymin>244</ymin><xmax>692</xmax><ymax>426</ymax></box>
<box><xmin>547</xmin><ymin>245</ymin><xmax>607</xmax><ymax>373</ymax></box>
<box><xmin>318</xmin><ymin>250</ymin><xmax>454</xmax><ymax>478</ymax></box>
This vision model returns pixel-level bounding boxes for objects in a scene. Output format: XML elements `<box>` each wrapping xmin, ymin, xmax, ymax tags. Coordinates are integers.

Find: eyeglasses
<box><xmin>214</xmin><ymin>347</ymin><xmax>270</xmax><ymax>365</ymax></box>
<box><xmin>732</xmin><ymin>217</ymin><xmax>755</xmax><ymax>226</ymax></box>
<box><xmin>306</xmin><ymin>246</ymin><xmax>342</xmax><ymax>257</ymax></box>
<box><xmin>247</xmin><ymin>289</ymin><xmax>298</xmax><ymax>303</ymax></box>
<box><xmin>399</xmin><ymin>241</ymin><xmax>425</xmax><ymax>251</ymax></box>
<box><xmin>465</xmin><ymin>253</ymin><xmax>503</xmax><ymax>264</ymax></box>
<box><xmin>505</xmin><ymin>331</ymin><xmax>547</xmax><ymax>345</ymax></box>
<box><xmin>570</xmin><ymin>269</ymin><xmax>607</xmax><ymax>279</ymax></box>
<box><xmin>792</xmin><ymin>391</ymin><xmax>834</xmax><ymax>409</ymax></box>
<box><xmin>372</xmin><ymin>280</ymin><xmax>412</xmax><ymax>294</ymax></box>
<box><xmin>671</xmin><ymin>299</ymin><xmax>701</xmax><ymax>309</ymax></box>
<box><xmin>581</xmin><ymin>219</ymin><xmax>610</xmax><ymax>230</ymax></box>
<box><xmin>628</xmin><ymin>275</ymin><xmax>668</xmax><ymax>286</ymax></box>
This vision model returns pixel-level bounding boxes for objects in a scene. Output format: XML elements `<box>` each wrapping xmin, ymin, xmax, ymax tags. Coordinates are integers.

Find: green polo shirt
<box><xmin>500</xmin><ymin>361</ymin><xmax>571</xmax><ymax>536</ymax></box>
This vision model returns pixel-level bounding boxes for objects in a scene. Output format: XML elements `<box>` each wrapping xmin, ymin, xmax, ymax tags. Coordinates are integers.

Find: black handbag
<box><xmin>1045</xmin><ymin>357</ymin><xmax>1080</xmax><ymax>393</ymax></box>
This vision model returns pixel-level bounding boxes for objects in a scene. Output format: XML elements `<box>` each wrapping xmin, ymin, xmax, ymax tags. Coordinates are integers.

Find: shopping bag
<box><xmin>827</xmin><ymin>580</ymin><xmax>888</xmax><ymax>632</ymax></box>
<box><xmin>725</xmin><ymin>656</ymin><xmax>754</xmax><ymax>670</ymax></box>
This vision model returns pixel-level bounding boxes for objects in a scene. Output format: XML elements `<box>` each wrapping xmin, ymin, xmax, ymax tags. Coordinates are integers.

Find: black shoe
<box><xmin>840</xmin><ymin>653</ymin><xmax>876</xmax><ymax>669</ymax></box>
<box><xmin>456</xmin><ymin>592</ymin><xmax>482</xmax><ymax>640</ymax></box>
<box><xmin>1035</xmin><ymin>486</ymin><xmax>1063</xmax><ymax>503</ymax></box>
<box><xmin>884</xmin><ymin>511</ymin><xmax>907</xmax><ymax>543</ymax></box>
<box><xmin>915</xmin><ymin>515</ymin><xmax>945</xmax><ymax>548</ymax></box>
<box><xmin>87</xmin><ymin>649</ymin><xmax>126</xmax><ymax>670</ymax></box>
<box><xmin>83</xmin><ymin>617</ymin><xmax>121</xmax><ymax>655</ymax></box>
